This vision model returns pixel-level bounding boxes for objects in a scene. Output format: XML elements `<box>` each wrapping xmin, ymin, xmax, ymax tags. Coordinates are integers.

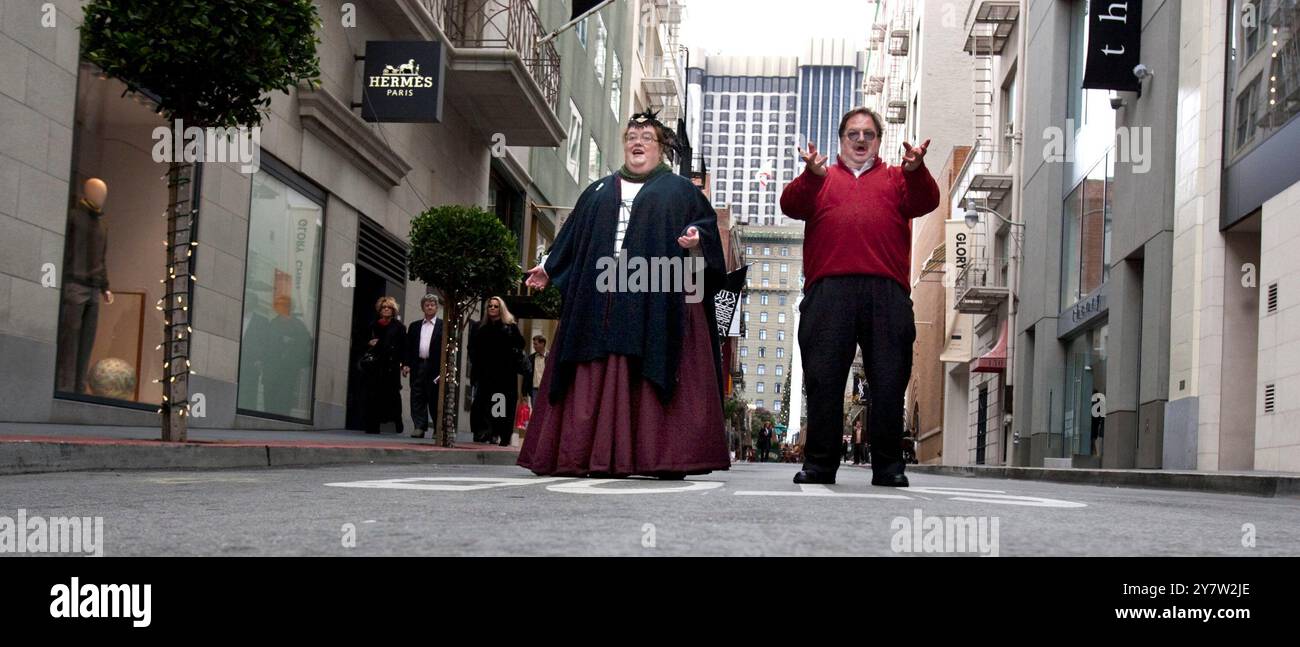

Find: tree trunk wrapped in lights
<box><xmin>408</xmin><ymin>205</ymin><xmax>522</xmax><ymax>447</ymax></box>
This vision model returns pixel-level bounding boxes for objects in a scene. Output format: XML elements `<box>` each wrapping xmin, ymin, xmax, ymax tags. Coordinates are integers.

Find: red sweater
<box><xmin>779</xmin><ymin>157</ymin><xmax>941</xmax><ymax>292</ymax></box>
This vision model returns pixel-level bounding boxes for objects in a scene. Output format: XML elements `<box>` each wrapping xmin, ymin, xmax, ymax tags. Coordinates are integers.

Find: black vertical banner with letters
<box><xmin>1081</xmin><ymin>0</ymin><xmax>1143</xmax><ymax>93</ymax></box>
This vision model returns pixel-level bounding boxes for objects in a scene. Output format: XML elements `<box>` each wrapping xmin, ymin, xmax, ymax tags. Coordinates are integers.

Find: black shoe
<box><xmin>793</xmin><ymin>470</ymin><xmax>835</xmax><ymax>485</ymax></box>
<box><xmin>871</xmin><ymin>473</ymin><xmax>910</xmax><ymax>487</ymax></box>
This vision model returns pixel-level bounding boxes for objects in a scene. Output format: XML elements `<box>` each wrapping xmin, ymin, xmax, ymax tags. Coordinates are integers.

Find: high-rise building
<box><xmin>691</xmin><ymin>55</ymin><xmax>801</xmax><ymax>228</ymax></box>
<box><xmin>798</xmin><ymin>39</ymin><xmax>867</xmax><ymax>163</ymax></box>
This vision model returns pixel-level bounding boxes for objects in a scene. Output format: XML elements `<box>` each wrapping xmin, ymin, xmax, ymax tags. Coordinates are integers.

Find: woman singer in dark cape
<box><xmin>517</xmin><ymin>110</ymin><xmax>730</xmax><ymax>478</ymax></box>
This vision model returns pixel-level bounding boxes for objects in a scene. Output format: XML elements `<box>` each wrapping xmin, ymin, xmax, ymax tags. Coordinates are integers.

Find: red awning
<box><xmin>971</xmin><ymin>322</ymin><xmax>1008</xmax><ymax>373</ymax></box>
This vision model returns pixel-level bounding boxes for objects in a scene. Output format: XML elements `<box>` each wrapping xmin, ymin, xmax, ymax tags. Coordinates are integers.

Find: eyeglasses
<box><xmin>624</xmin><ymin>134</ymin><xmax>659</xmax><ymax>144</ymax></box>
<box><xmin>844</xmin><ymin>130</ymin><xmax>878</xmax><ymax>142</ymax></box>
<box><xmin>487</xmin><ymin>304</ymin><xmax>500</xmax><ymax>309</ymax></box>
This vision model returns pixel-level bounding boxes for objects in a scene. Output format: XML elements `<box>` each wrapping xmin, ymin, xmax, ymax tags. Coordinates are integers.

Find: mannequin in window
<box><xmin>57</xmin><ymin>178</ymin><xmax>114</xmax><ymax>394</ymax></box>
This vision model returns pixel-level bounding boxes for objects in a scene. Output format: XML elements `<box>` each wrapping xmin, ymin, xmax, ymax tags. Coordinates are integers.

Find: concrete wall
<box><xmin>0</xmin><ymin>0</ymin><xmax>86</xmax><ymax>423</ymax></box>
<box><xmin>1016</xmin><ymin>0</ymin><xmax>1179</xmax><ymax>467</ymax></box>
<box><xmin>1256</xmin><ymin>180</ymin><xmax>1300</xmax><ymax>472</ymax></box>
<box><xmin>1016</xmin><ymin>0</ymin><xmax>1073</xmax><ymax>463</ymax></box>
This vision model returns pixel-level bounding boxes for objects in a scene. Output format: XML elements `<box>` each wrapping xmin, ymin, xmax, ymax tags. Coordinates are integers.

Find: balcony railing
<box><xmin>952</xmin><ymin>139</ymin><xmax>1014</xmax><ymax>213</ymax></box>
<box><xmin>422</xmin><ymin>0</ymin><xmax>560</xmax><ymax>110</ymax></box>
<box><xmin>954</xmin><ymin>256</ymin><xmax>1010</xmax><ymax>314</ymax></box>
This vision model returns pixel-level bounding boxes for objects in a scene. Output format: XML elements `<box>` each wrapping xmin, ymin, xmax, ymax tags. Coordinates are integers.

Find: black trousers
<box><xmin>364</xmin><ymin>369</ymin><xmax>403</xmax><ymax>434</ymax></box>
<box><xmin>409</xmin><ymin>357</ymin><xmax>440</xmax><ymax>431</ymax></box>
<box><xmin>471</xmin><ymin>378</ymin><xmax>518</xmax><ymax>445</ymax></box>
<box><xmin>799</xmin><ymin>275</ymin><xmax>915</xmax><ymax>477</ymax></box>
<box><xmin>56</xmin><ymin>283</ymin><xmax>100</xmax><ymax>394</ymax></box>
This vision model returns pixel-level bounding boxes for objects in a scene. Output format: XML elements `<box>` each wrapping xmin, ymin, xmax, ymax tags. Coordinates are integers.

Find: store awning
<box><xmin>971</xmin><ymin>321</ymin><xmax>1008</xmax><ymax>373</ymax></box>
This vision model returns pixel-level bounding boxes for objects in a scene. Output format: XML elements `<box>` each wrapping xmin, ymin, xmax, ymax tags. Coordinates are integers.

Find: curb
<box><xmin>0</xmin><ymin>440</ymin><xmax>520</xmax><ymax>476</ymax></box>
<box><xmin>894</xmin><ymin>464</ymin><xmax>1300</xmax><ymax>498</ymax></box>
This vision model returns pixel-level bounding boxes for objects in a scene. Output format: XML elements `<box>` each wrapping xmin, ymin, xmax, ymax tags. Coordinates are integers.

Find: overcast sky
<box><xmin>679</xmin><ymin>0</ymin><xmax>873</xmax><ymax>57</ymax></box>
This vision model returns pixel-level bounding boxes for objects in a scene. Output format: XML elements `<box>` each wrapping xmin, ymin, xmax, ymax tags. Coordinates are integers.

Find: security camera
<box><xmin>1133</xmin><ymin>64</ymin><xmax>1153</xmax><ymax>81</ymax></box>
<box><xmin>1109</xmin><ymin>93</ymin><xmax>1126</xmax><ymax>110</ymax></box>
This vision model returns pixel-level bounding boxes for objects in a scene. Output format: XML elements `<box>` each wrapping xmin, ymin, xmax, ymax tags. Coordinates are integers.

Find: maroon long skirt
<box><xmin>517</xmin><ymin>302</ymin><xmax>730</xmax><ymax>477</ymax></box>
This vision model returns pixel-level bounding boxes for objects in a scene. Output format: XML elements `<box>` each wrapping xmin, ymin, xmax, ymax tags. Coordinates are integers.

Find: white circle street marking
<box><xmin>325</xmin><ymin>477</ymin><xmax>573</xmax><ymax>491</ymax></box>
<box><xmin>546</xmin><ymin>480</ymin><xmax>725</xmax><ymax>494</ymax></box>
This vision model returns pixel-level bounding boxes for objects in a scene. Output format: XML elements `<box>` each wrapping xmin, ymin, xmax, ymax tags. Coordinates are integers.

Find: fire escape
<box><xmin>881</xmin><ymin>1</ymin><xmax>912</xmax><ymax>165</ymax></box>
<box><xmin>642</xmin><ymin>0</ymin><xmax>686</xmax><ymax>124</ymax></box>
<box><xmin>953</xmin><ymin>0</ymin><xmax>1019</xmax><ymax>315</ymax></box>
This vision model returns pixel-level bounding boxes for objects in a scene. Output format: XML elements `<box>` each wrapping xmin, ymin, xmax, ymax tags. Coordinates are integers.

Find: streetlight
<box><xmin>959</xmin><ymin>197</ymin><xmax>1023</xmax><ymax>469</ymax></box>
<box><xmin>963</xmin><ymin>198</ymin><xmax>1023</xmax><ymax>229</ymax></box>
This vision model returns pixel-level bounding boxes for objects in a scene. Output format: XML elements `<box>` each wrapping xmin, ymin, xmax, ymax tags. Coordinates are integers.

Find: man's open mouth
<box><xmin>632</xmin><ymin>146</ymin><xmax>645</xmax><ymax>155</ymax></box>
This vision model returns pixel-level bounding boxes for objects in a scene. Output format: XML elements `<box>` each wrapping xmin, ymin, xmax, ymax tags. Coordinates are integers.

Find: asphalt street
<box><xmin>2</xmin><ymin>461</ymin><xmax>1297</xmax><ymax>556</ymax></box>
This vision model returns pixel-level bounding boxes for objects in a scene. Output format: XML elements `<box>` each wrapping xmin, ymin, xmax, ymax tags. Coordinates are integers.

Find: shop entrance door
<box><xmin>344</xmin><ymin>217</ymin><xmax>409</xmax><ymax>431</ymax></box>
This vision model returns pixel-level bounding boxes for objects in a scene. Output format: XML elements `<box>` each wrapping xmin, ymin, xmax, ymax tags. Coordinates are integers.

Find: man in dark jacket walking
<box><xmin>403</xmin><ymin>294</ymin><xmax>443</xmax><ymax>439</ymax></box>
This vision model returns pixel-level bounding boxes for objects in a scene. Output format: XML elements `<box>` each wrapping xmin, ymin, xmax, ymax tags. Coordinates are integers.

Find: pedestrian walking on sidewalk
<box><xmin>780</xmin><ymin>106</ymin><xmax>939</xmax><ymax>487</ymax></box>
<box><xmin>518</xmin><ymin>109</ymin><xmax>730</xmax><ymax>479</ymax></box>
<box><xmin>758</xmin><ymin>422</ymin><xmax>773</xmax><ymax>463</ymax></box>
<box><xmin>363</xmin><ymin>296</ymin><xmax>406</xmax><ymax>435</ymax></box>
<box><xmin>403</xmin><ymin>294</ymin><xmax>443</xmax><ymax>439</ymax></box>
<box><xmin>468</xmin><ymin>296</ymin><xmax>524</xmax><ymax>446</ymax></box>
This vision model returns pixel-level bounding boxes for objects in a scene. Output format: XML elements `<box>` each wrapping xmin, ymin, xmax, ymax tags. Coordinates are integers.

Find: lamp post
<box><xmin>962</xmin><ymin>198</ymin><xmax>1022</xmax><ymax>466</ymax></box>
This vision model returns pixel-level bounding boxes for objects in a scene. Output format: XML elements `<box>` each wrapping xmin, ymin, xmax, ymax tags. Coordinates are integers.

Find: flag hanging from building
<box><xmin>1080</xmin><ymin>0</ymin><xmax>1142</xmax><ymax>92</ymax></box>
<box><xmin>714</xmin><ymin>265</ymin><xmax>749</xmax><ymax>338</ymax></box>
<box><xmin>571</xmin><ymin>0</ymin><xmax>605</xmax><ymax>22</ymax></box>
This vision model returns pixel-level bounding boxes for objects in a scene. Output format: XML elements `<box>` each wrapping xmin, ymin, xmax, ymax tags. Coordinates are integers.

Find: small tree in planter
<box><xmin>408</xmin><ymin>205</ymin><xmax>521</xmax><ymax>446</ymax></box>
<box><xmin>79</xmin><ymin>0</ymin><xmax>320</xmax><ymax>441</ymax></box>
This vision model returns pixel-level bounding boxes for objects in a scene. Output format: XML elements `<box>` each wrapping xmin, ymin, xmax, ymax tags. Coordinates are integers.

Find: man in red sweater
<box><xmin>780</xmin><ymin>107</ymin><xmax>939</xmax><ymax>487</ymax></box>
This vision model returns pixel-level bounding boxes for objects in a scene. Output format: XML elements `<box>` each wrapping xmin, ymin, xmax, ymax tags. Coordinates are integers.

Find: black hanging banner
<box><xmin>361</xmin><ymin>41</ymin><xmax>445</xmax><ymax>123</ymax></box>
<box><xmin>714</xmin><ymin>266</ymin><xmax>749</xmax><ymax>338</ymax></box>
<box><xmin>1080</xmin><ymin>0</ymin><xmax>1142</xmax><ymax>92</ymax></box>
<box><xmin>571</xmin><ymin>0</ymin><xmax>605</xmax><ymax>22</ymax></box>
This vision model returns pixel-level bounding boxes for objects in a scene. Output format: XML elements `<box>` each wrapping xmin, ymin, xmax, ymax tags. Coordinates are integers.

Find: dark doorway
<box><xmin>344</xmin><ymin>216</ymin><xmax>409</xmax><ymax>431</ymax></box>
<box><xmin>976</xmin><ymin>385</ymin><xmax>988</xmax><ymax>465</ymax></box>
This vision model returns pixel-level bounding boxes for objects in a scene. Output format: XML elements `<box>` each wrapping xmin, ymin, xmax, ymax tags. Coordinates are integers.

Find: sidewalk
<box><xmin>843</xmin><ymin>462</ymin><xmax>1300</xmax><ymax>498</ymax></box>
<box><xmin>0</xmin><ymin>423</ymin><xmax>520</xmax><ymax>476</ymax></box>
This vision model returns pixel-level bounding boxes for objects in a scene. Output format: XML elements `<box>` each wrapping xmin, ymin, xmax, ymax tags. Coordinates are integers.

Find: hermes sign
<box><xmin>361</xmin><ymin>41</ymin><xmax>445</xmax><ymax>123</ymax></box>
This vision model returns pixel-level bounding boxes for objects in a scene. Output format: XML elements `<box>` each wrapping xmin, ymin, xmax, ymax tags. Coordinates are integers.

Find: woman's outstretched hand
<box><xmin>525</xmin><ymin>264</ymin><xmax>549</xmax><ymax>290</ymax></box>
<box><xmin>677</xmin><ymin>226</ymin><xmax>700</xmax><ymax>250</ymax></box>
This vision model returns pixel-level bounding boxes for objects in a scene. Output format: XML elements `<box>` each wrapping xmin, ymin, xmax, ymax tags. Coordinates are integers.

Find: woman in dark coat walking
<box><xmin>469</xmin><ymin>296</ymin><xmax>525</xmax><ymax>445</ymax></box>
<box><xmin>363</xmin><ymin>296</ymin><xmax>406</xmax><ymax>434</ymax></box>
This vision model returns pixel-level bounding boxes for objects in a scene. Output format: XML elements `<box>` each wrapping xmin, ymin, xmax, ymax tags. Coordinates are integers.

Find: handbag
<box><xmin>357</xmin><ymin>349</ymin><xmax>377</xmax><ymax>374</ymax></box>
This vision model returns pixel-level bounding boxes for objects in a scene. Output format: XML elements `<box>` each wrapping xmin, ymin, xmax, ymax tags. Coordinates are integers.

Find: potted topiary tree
<box><xmin>408</xmin><ymin>205</ymin><xmax>521</xmax><ymax>446</ymax></box>
<box><xmin>79</xmin><ymin>0</ymin><xmax>321</xmax><ymax>441</ymax></box>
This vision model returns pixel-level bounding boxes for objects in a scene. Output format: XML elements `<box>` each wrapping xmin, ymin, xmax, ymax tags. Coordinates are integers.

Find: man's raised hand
<box><xmin>901</xmin><ymin>138</ymin><xmax>931</xmax><ymax>172</ymax></box>
<box><xmin>798</xmin><ymin>141</ymin><xmax>829</xmax><ymax>176</ymax></box>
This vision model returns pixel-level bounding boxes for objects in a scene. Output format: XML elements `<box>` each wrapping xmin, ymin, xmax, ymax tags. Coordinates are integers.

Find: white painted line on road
<box><xmin>324</xmin><ymin>476</ymin><xmax>573</xmax><ymax>491</ymax></box>
<box><xmin>733</xmin><ymin>484</ymin><xmax>911</xmax><ymax>499</ymax></box>
<box><xmin>546</xmin><ymin>480</ymin><xmax>726</xmax><ymax>494</ymax></box>
<box><xmin>321</xmin><ymin>477</ymin><xmax>1087</xmax><ymax>508</ymax></box>
<box><xmin>908</xmin><ymin>487</ymin><xmax>1087</xmax><ymax>508</ymax></box>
